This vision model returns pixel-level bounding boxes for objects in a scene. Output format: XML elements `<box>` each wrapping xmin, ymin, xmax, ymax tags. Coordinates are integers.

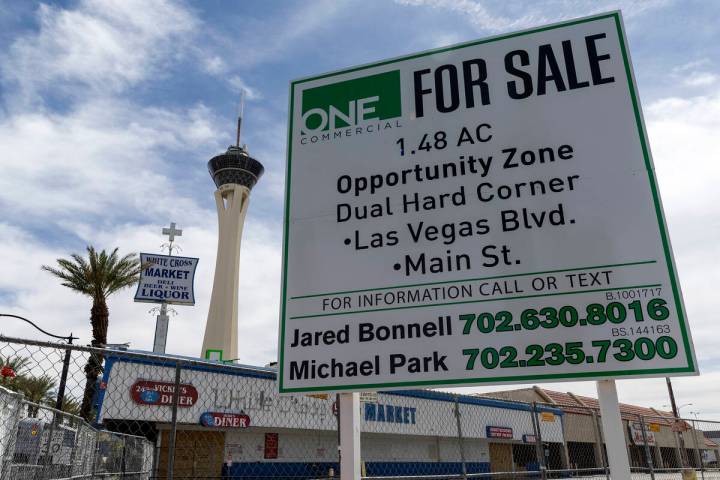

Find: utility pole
<box><xmin>666</xmin><ymin>377</ymin><xmax>679</xmax><ymax>417</ymax></box>
<box><xmin>666</xmin><ymin>377</ymin><xmax>690</xmax><ymax>468</ymax></box>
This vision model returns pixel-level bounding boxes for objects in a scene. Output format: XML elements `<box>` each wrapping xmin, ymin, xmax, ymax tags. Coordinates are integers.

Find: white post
<box><xmin>339</xmin><ymin>393</ymin><xmax>361</xmax><ymax>480</ymax></box>
<box><xmin>153</xmin><ymin>303</ymin><xmax>169</xmax><ymax>354</ymax></box>
<box><xmin>596</xmin><ymin>380</ymin><xmax>632</xmax><ymax>480</ymax></box>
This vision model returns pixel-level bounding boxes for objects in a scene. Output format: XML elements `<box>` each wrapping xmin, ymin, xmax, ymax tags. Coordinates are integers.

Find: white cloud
<box><xmin>1</xmin><ymin>0</ymin><xmax>197</xmax><ymax>104</ymax></box>
<box><xmin>395</xmin><ymin>0</ymin><xmax>547</xmax><ymax>32</ymax></box>
<box><xmin>0</xmin><ymin>0</ymin><xmax>281</xmax><ymax>368</ymax></box>
<box><xmin>645</xmin><ymin>93</ymin><xmax>720</xmax><ymax>218</ymax></box>
<box><xmin>0</xmin><ymin>1</ymin><xmax>228</xmax><ymax>230</ymax></box>
<box><xmin>227</xmin><ymin>75</ymin><xmax>262</xmax><ymax>100</ymax></box>
<box><xmin>668</xmin><ymin>58</ymin><xmax>719</xmax><ymax>89</ymax></box>
<box><xmin>394</xmin><ymin>0</ymin><xmax>673</xmax><ymax>33</ymax></box>
<box><xmin>0</xmin><ymin>98</ymin><xmax>223</xmax><ymax>224</ymax></box>
<box><xmin>672</xmin><ymin>59</ymin><xmax>712</xmax><ymax>74</ymax></box>
<box><xmin>682</xmin><ymin>72</ymin><xmax>718</xmax><ymax>88</ymax></box>
<box><xmin>206</xmin><ymin>0</ymin><xmax>344</xmax><ymax>69</ymax></box>
<box><xmin>203</xmin><ymin>55</ymin><xmax>227</xmax><ymax>75</ymax></box>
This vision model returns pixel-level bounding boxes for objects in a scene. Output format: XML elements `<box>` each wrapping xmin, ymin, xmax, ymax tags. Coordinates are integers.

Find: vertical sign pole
<box><xmin>596</xmin><ymin>380</ymin><xmax>631</xmax><ymax>480</ymax></box>
<box><xmin>339</xmin><ymin>393</ymin><xmax>360</xmax><ymax>480</ymax></box>
<box><xmin>154</xmin><ymin>222</ymin><xmax>182</xmax><ymax>354</ymax></box>
<box><xmin>153</xmin><ymin>305</ymin><xmax>169</xmax><ymax>354</ymax></box>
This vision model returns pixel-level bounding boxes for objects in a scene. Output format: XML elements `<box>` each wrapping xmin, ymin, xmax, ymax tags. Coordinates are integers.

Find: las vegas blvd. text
<box><xmin>278</xmin><ymin>13</ymin><xmax>697</xmax><ymax>393</ymax></box>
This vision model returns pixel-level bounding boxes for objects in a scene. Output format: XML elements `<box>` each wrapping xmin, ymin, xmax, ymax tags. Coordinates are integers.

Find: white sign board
<box><xmin>360</xmin><ymin>391</ymin><xmax>379</xmax><ymax>403</ymax></box>
<box><xmin>629</xmin><ymin>421</ymin><xmax>656</xmax><ymax>446</ymax></box>
<box><xmin>279</xmin><ymin>12</ymin><xmax>697</xmax><ymax>394</ymax></box>
<box><xmin>134</xmin><ymin>253</ymin><xmax>199</xmax><ymax>305</ymax></box>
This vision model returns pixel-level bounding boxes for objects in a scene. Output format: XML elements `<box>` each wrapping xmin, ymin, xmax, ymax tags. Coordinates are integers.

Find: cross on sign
<box><xmin>162</xmin><ymin>222</ymin><xmax>183</xmax><ymax>242</ymax></box>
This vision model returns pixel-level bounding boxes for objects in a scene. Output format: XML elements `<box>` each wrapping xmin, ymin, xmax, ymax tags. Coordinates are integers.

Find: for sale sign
<box><xmin>278</xmin><ymin>12</ymin><xmax>697</xmax><ymax>393</ymax></box>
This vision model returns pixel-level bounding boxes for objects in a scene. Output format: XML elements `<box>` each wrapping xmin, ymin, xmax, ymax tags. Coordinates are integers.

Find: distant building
<box><xmin>478</xmin><ymin>386</ymin><xmax>720</xmax><ymax>469</ymax></box>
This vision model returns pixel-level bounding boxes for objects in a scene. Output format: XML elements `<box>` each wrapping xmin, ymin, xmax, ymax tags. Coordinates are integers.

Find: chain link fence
<box><xmin>0</xmin><ymin>334</ymin><xmax>718</xmax><ymax>479</ymax></box>
<box><xmin>0</xmin><ymin>385</ymin><xmax>153</xmax><ymax>479</ymax></box>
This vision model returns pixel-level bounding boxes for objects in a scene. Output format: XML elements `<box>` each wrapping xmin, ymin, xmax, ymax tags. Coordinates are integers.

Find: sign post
<box><xmin>339</xmin><ymin>393</ymin><xmax>360</xmax><ymax>480</ymax></box>
<box><xmin>597</xmin><ymin>380</ymin><xmax>632</xmax><ymax>480</ymax></box>
<box><xmin>280</xmin><ymin>11</ymin><xmax>697</xmax><ymax>479</ymax></box>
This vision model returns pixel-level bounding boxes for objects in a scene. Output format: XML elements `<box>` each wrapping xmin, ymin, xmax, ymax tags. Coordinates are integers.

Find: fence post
<box><xmin>453</xmin><ymin>395</ymin><xmax>467</xmax><ymax>480</ymax></box>
<box><xmin>54</xmin><ymin>343</ymin><xmax>73</xmax><ymax>412</ymax></box>
<box><xmin>40</xmin><ymin>404</ymin><xmax>58</xmax><ymax>478</ymax></box>
<box><xmin>673</xmin><ymin>427</ymin><xmax>684</xmax><ymax>469</ymax></box>
<box><xmin>91</xmin><ymin>429</ymin><xmax>100</xmax><ymax>480</ymax></box>
<box><xmin>336</xmin><ymin>393</ymin><xmax>341</xmax><ymax>474</ymax></box>
<box><xmin>120</xmin><ymin>434</ymin><xmax>127</xmax><ymax>477</ymax></box>
<box><xmin>591</xmin><ymin>409</ymin><xmax>609</xmax><ymax>480</ymax></box>
<box><xmin>152</xmin><ymin>437</ymin><xmax>161</xmax><ymax>480</ymax></box>
<box><xmin>691</xmin><ymin>419</ymin><xmax>705</xmax><ymax>480</ymax></box>
<box><xmin>531</xmin><ymin>402</ymin><xmax>547</xmax><ymax>480</ymax></box>
<box><xmin>638</xmin><ymin>415</ymin><xmax>655</xmax><ymax>480</ymax></box>
<box><xmin>0</xmin><ymin>391</ymin><xmax>24</xmax><ymax>480</ymax></box>
<box><xmin>166</xmin><ymin>363</ymin><xmax>183</xmax><ymax>480</ymax></box>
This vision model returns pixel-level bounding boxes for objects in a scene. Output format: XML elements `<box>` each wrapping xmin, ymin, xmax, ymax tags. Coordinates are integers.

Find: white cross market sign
<box><xmin>278</xmin><ymin>12</ymin><xmax>697</xmax><ymax>394</ymax></box>
<box><xmin>134</xmin><ymin>253</ymin><xmax>199</xmax><ymax>305</ymax></box>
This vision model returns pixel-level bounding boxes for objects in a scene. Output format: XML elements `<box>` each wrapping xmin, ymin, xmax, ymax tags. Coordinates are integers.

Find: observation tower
<box><xmin>201</xmin><ymin>104</ymin><xmax>264</xmax><ymax>361</ymax></box>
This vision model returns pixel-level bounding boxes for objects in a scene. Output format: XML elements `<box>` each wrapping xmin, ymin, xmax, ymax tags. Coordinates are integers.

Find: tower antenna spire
<box><xmin>236</xmin><ymin>89</ymin><xmax>246</xmax><ymax>149</ymax></box>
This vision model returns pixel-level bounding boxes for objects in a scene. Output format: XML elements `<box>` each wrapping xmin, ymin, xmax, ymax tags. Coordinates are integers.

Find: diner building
<box><xmin>96</xmin><ymin>353</ymin><xmax>564</xmax><ymax>478</ymax></box>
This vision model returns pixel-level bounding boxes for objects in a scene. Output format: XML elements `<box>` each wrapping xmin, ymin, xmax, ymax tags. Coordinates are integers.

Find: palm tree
<box><xmin>0</xmin><ymin>355</ymin><xmax>31</xmax><ymax>390</ymax></box>
<box><xmin>15</xmin><ymin>375</ymin><xmax>56</xmax><ymax>417</ymax></box>
<box><xmin>43</xmin><ymin>246</ymin><xmax>142</xmax><ymax>421</ymax></box>
<box><xmin>58</xmin><ymin>395</ymin><xmax>82</xmax><ymax>417</ymax></box>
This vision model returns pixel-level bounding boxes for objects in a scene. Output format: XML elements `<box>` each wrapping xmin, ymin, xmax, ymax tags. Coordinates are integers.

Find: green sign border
<box><xmin>278</xmin><ymin>11</ymin><xmax>697</xmax><ymax>394</ymax></box>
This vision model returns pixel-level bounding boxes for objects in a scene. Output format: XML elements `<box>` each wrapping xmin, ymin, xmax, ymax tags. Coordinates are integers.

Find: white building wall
<box><xmin>224</xmin><ymin>430</ymin><xmax>492</xmax><ymax>464</ymax></box>
<box><xmin>225</xmin><ymin>429</ymin><xmax>337</xmax><ymax>462</ymax></box>
<box><xmin>100</xmin><ymin>358</ymin><xmax>564</xmax><ymax>448</ymax></box>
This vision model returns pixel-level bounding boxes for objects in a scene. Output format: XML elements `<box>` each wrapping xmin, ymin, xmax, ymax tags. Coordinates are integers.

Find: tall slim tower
<box><xmin>202</xmin><ymin>143</ymin><xmax>264</xmax><ymax>361</ymax></box>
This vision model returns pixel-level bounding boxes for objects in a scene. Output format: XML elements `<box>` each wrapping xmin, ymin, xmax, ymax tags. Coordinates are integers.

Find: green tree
<box><xmin>15</xmin><ymin>375</ymin><xmax>56</xmax><ymax>417</ymax></box>
<box><xmin>58</xmin><ymin>395</ymin><xmax>82</xmax><ymax>417</ymax></box>
<box><xmin>43</xmin><ymin>246</ymin><xmax>142</xmax><ymax>421</ymax></box>
<box><xmin>0</xmin><ymin>355</ymin><xmax>31</xmax><ymax>390</ymax></box>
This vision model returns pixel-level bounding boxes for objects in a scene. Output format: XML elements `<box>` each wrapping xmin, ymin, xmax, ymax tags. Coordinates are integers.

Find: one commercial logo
<box><xmin>300</xmin><ymin>70</ymin><xmax>402</xmax><ymax>144</ymax></box>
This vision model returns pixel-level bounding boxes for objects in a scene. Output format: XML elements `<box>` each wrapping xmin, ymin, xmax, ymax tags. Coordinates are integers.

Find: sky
<box><xmin>0</xmin><ymin>0</ymin><xmax>718</xmax><ymax>418</ymax></box>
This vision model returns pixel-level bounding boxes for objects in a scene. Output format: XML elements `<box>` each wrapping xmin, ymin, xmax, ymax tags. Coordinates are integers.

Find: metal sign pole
<box><xmin>596</xmin><ymin>380</ymin><xmax>631</xmax><ymax>480</ymax></box>
<box><xmin>339</xmin><ymin>393</ymin><xmax>360</xmax><ymax>480</ymax></box>
<box><xmin>152</xmin><ymin>306</ymin><xmax>170</xmax><ymax>354</ymax></box>
<box><xmin>152</xmin><ymin>222</ymin><xmax>182</xmax><ymax>354</ymax></box>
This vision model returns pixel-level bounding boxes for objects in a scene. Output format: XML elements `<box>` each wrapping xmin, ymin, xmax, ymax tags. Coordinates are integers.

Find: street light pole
<box><xmin>0</xmin><ymin>313</ymin><xmax>77</xmax><ymax>411</ymax></box>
